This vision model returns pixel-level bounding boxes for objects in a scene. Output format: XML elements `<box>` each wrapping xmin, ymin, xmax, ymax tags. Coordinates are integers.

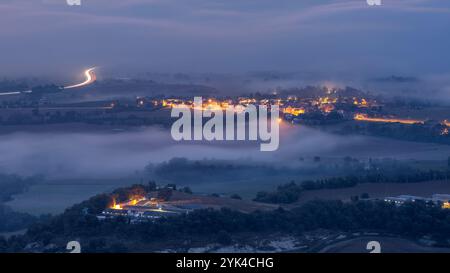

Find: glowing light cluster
<box><xmin>282</xmin><ymin>106</ymin><xmax>305</xmax><ymax>116</ymax></box>
<box><xmin>111</xmin><ymin>198</ymin><xmax>122</xmax><ymax>210</ymax></box>
<box><xmin>110</xmin><ymin>196</ymin><xmax>145</xmax><ymax>210</ymax></box>
<box><xmin>442</xmin><ymin>202</ymin><xmax>450</xmax><ymax>209</ymax></box>
<box><xmin>353</xmin><ymin>98</ymin><xmax>368</xmax><ymax>106</ymax></box>
<box><xmin>354</xmin><ymin>113</ymin><xmax>424</xmax><ymax>125</ymax></box>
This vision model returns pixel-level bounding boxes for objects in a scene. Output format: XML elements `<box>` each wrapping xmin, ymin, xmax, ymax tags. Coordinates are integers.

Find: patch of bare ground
<box><xmin>149</xmin><ymin>190</ymin><xmax>278</xmax><ymax>213</ymax></box>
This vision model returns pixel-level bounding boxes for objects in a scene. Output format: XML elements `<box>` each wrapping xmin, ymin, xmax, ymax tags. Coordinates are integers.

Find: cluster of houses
<box><xmin>97</xmin><ymin>196</ymin><xmax>207</xmax><ymax>222</ymax></box>
<box><xmin>383</xmin><ymin>194</ymin><xmax>450</xmax><ymax>209</ymax></box>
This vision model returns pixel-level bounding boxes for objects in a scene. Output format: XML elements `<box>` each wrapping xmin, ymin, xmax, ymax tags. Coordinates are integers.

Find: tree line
<box><xmin>254</xmin><ymin>169</ymin><xmax>450</xmax><ymax>204</ymax></box>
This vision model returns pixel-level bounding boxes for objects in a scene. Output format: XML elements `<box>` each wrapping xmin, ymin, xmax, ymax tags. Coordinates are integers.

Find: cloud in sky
<box><xmin>0</xmin><ymin>0</ymin><xmax>449</xmax><ymax>76</ymax></box>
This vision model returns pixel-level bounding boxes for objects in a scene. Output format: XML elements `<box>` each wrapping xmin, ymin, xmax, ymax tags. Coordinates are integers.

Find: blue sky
<box><xmin>1</xmin><ymin>0</ymin><xmax>449</xmax><ymax>77</ymax></box>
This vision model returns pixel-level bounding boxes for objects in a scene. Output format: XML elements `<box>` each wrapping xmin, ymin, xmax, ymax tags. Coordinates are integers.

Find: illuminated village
<box><xmin>129</xmin><ymin>86</ymin><xmax>450</xmax><ymax>133</ymax></box>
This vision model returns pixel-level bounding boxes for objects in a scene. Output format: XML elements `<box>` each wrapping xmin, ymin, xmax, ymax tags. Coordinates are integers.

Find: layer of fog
<box><xmin>0</xmin><ymin>124</ymin><xmax>449</xmax><ymax>180</ymax></box>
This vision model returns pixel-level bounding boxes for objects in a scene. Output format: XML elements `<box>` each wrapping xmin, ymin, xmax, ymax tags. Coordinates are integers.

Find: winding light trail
<box><xmin>0</xmin><ymin>67</ymin><xmax>97</xmax><ymax>96</ymax></box>
<box><xmin>0</xmin><ymin>91</ymin><xmax>22</xmax><ymax>96</ymax></box>
<box><xmin>63</xmin><ymin>67</ymin><xmax>97</xmax><ymax>89</ymax></box>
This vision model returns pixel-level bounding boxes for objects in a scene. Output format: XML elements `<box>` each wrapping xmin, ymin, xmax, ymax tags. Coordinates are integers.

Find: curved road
<box><xmin>63</xmin><ymin>67</ymin><xmax>97</xmax><ymax>89</ymax></box>
<box><xmin>0</xmin><ymin>67</ymin><xmax>97</xmax><ymax>96</ymax></box>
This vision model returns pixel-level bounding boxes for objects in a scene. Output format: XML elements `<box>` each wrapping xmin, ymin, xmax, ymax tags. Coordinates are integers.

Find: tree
<box><xmin>217</xmin><ymin>230</ymin><xmax>232</xmax><ymax>245</ymax></box>
<box><xmin>109</xmin><ymin>243</ymin><xmax>128</xmax><ymax>253</ymax></box>
<box><xmin>181</xmin><ymin>187</ymin><xmax>192</xmax><ymax>194</ymax></box>
<box><xmin>147</xmin><ymin>181</ymin><xmax>157</xmax><ymax>192</ymax></box>
<box><xmin>157</xmin><ymin>188</ymin><xmax>173</xmax><ymax>201</ymax></box>
<box><xmin>230</xmin><ymin>194</ymin><xmax>242</xmax><ymax>200</ymax></box>
<box><xmin>360</xmin><ymin>193</ymin><xmax>370</xmax><ymax>199</ymax></box>
<box><xmin>166</xmin><ymin>183</ymin><xmax>177</xmax><ymax>190</ymax></box>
